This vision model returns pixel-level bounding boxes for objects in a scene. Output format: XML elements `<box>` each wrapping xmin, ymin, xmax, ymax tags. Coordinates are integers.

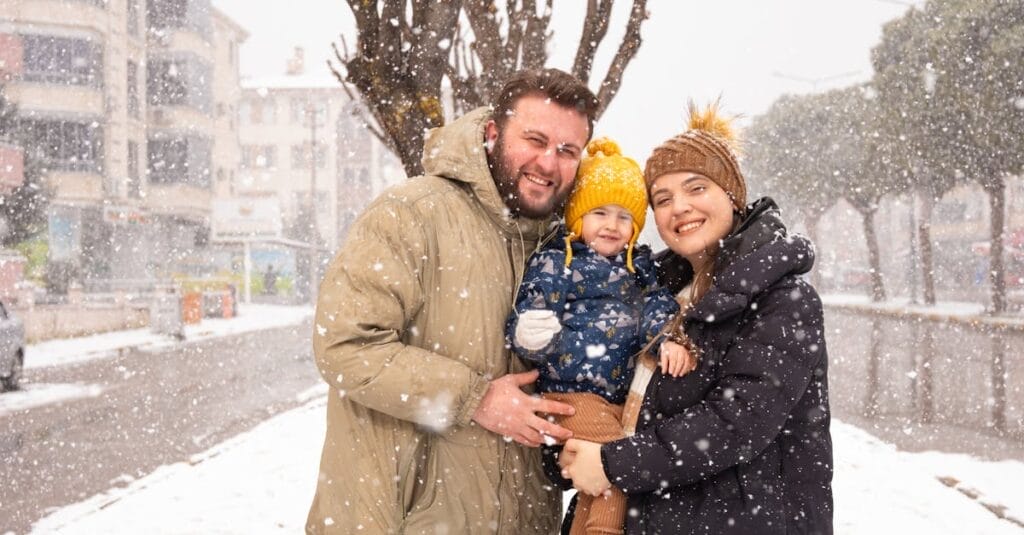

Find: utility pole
<box><xmin>306</xmin><ymin>102</ymin><xmax>321</xmax><ymax>304</ymax></box>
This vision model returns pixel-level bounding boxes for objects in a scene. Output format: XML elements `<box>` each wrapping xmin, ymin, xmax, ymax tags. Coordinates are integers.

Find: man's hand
<box><xmin>560</xmin><ymin>438</ymin><xmax>612</xmax><ymax>497</ymax></box>
<box><xmin>472</xmin><ymin>369</ymin><xmax>574</xmax><ymax>447</ymax></box>
<box><xmin>513</xmin><ymin>310</ymin><xmax>562</xmax><ymax>351</ymax></box>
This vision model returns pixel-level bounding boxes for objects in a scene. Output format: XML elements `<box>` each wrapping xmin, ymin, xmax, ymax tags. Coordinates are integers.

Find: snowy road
<box><xmin>28</xmin><ymin>397</ymin><xmax>1024</xmax><ymax>534</ymax></box>
<box><xmin>0</xmin><ymin>319</ymin><xmax>320</xmax><ymax>534</ymax></box>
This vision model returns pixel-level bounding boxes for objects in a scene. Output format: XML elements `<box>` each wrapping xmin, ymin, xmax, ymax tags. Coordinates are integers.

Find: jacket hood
<box><xmin>688</xmin><ymin>197</ymin><xmax>815</xmax><ymax>323</ymax></box>
<box><xmin>421</xmin><ymin>107</ymin><xmax>552</xmax><ymax>241</ymax></box>
<box><xmin>655</xmin><ymin>197</ymin><xmax>814</xmax><ymax>323</ymax></box>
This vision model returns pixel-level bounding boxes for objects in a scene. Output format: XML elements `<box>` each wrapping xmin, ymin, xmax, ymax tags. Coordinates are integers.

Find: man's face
<box><xmin>486</xmin><ymin>94</ymin><xmax>590</xmax><ymax>219</ymax></box>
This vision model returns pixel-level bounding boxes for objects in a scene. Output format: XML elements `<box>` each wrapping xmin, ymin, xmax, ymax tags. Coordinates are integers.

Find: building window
<box><xmin>337</xmin><ymin>109</ymin><xmax>371</xmax><ymax>165</ymax></box>
<box><xmin>241</xmin><ymin>144</ymin><xmax>276</xmax><ymax>169</ymax></box>
<box><xmin>127</xmin><ymin>141</ymin><xmax>141</xmax><ymax>197</ymax></box>
<box><xmin>147</xmin><ymin>54</ymin><xmax>212</xmax><ymax>113</ymax></box>
<box><xmin>290</xmin><ymin>98</ymin><xmax>326</xmax><ymax>125</ymax></box>
<box><xmin>20</xmin><ymin>34</ymin><xmax>103</xmax><ymax>87</ymax></box>
<box><xmin>127</xmin><ymin>60</ymin><xmax>140</xmax><ymax>118</ymax></box>
<box><xmin>244</xmin><ymin>98</ymin><xmax>277</xmax><ymax>125</ymax></box>
<box><xmin>147</xmin><ymin>0</ymin><xmax>212</xmax><ymax>40</ymax></box>
<box><xmin>147</xmin><ymin>135</ymin><xmax>211</xmax><ymax>188</ymax></box>
<box><xmin>19</xmin><ymin>118</ymin><xmax>103</xmax><ymax>172</ymax></box>
<box><xmin>127</xmin><ymin>0</ymin><xmax>140</xmax><ymax>36</ymax></box>
<box><xmin>291</xmin><ymin>142</ymin><xmax>326</xmax><ymax>170</ymax></box>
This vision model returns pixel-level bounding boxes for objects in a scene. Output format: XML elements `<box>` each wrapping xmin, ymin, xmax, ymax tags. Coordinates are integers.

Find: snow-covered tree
<box><xmin>329</xmin><ymin>0</ymin><xmax>649</xmax><ymax>176</ymax></box>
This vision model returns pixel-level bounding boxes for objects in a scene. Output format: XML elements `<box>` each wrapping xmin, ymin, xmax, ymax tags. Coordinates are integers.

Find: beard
<box><xmin>488</xmin><ymin>130</ymin><xmax>571</xmax><ymax>219</ymax></box>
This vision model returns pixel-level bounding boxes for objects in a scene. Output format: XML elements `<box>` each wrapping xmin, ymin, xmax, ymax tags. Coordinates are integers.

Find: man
<box><xmin>307</xmin><ymin>69</ymin><xmax>599</xmax><ymax>534</ymax></box>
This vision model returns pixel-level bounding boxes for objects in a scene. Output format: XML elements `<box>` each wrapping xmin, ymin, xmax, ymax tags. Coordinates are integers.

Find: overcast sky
<box><xmin>212</xmin><ymin>0</ymin><xmax>922</xmax><ymax>162</ymax></box>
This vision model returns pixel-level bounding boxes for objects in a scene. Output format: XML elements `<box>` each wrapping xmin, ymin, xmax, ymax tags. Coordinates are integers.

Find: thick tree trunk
<box><xmin>860</xmin><ymin>207</ymin><xmax>887</xmax><ymax>302</ymax></box>
<box><xmin>917</xmin><ymin>193</ymin><xmax>936</xmax><ymax>306</ymax></box>
<box><xmin>985</xmin><ymin>176</ymin><xmax>1007</xmax><ymax>314</ymax></box>
<box><xmin>917</xmin><ymin>321</ymin><xmax>934</xmax><ymax>424</ymax></box>
<box><xmin>863</xmin><ymin>316</ymin><xmax>882</xmax><ymax>419</ymax></box>
<box><xmin>991</xmin><ymin>332</ymin><xmax>1007</xmax><ymax>433</ymax></box>
<box><xmin>805</xmin><ymin>215</ymin><xmax>823</xmax><ymax>290</ymax></box>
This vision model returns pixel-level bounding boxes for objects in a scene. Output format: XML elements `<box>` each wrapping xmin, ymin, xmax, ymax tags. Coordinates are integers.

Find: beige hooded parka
<box><xmin>306</xmin><ymin>107</ymin><xmax>562</xmax><ymax>534</ymax></box>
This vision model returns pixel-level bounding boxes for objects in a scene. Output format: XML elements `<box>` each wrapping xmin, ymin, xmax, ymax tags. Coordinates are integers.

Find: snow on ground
<box><xmin>833</xmin><ymin>422</ymin><xmax>1024</xmax><ymax>533</ymax></box>
<box><xmin>822</xmin><ymin>293</ymin><xmax>990</xmax><ymax>317</ymax></box>
<box><xmin>25</xmin><ymin>304</ymin><xmax>313</xmax><ymax>370</ymax></box>
<box><xmin>30</xmin><ymin>397</ymin><xmax>1024</xmax><ymax>534</ymax></box>
<box><xmin>0</xmin><ymin>383</ymin><xmax>103</xmax><ymax>417</ymax></box>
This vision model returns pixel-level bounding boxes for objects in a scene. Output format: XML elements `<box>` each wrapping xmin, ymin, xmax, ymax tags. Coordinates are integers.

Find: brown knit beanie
<box><xmin>643</xmin><ymin>101</ymin><xmax>747</xmax><ymax>214</ymax></box>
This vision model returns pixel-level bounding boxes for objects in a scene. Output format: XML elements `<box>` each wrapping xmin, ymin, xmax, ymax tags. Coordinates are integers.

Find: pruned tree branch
<box><xmin>328</xmin><ymin>39</ymin><xmax>394</xmax><ymax>154</ymax></box>
<box><xmin>520</xmin><ymin>0</ymin><xmax>553</xmax><ymax>70</ymax></box>
<box><xmin>572</xmin><ymin>0</ymin><xmax>614</xmax><ymax>83</ymax></box>
<box><xmin>332</xmin><ymin>0</ymin><xmax>649</xmax><ymax>175</ymax></box>
<box><xmin>595</xmin><ymin>0</ymin><xmax>647</xmax><ymax>118</ymax></box>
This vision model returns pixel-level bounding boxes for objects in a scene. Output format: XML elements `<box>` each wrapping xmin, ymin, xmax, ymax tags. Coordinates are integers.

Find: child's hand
<box><xmin>514</xmin><ymin>310</ymin><xmax>562</xmax><ymax>351</ymax></box>
<box><xmin>659</xmin><ymin>341</ymin><xmax>697</xmax><ymax>377</ymax></box>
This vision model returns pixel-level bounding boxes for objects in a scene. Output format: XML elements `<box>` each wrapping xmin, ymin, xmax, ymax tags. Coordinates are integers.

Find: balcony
<box><xmin>1</xmin><ymin>0</ymin><xmax>109</xmax><ymax>35</ymax></box>
<box><xmin>145</xmin><ymin>182</ymin><xmax>212</xmax><ymax>220</ymax></box>
<box><xmin>147</xmin><ymin>106</ymin><xmax>214</xmax><ymax>132</ymax></box>
<box><xmin>46</xmin><ymin>170</ymin><xmax>105</xmax><ymax>202</ymax></box>
<box><xmin>7</xmin><ymin>83</ymin><xmax>104</xmax><ymax>116</ymax></box>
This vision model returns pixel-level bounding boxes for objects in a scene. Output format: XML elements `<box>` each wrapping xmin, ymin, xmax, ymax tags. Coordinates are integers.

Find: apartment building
<box><xmin>237</xmin><ymin>49</ymin><xmax>402</xmax><ymax>253</ymax></box>
<box><xmin>0</xmin><ymin>0</ymin><xmax>247</xmax><ymax>284</ymax></box>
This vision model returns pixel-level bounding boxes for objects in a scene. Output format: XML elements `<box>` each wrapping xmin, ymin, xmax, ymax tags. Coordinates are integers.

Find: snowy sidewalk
<box><xmin>29</xmin><ymin>394</ymin><xmax>1024</xmax><ymax>534</ymax></box>
<box><xmin>24</xmin><ymin>303</ymin><xmax>314</xmax><ymax>370</ymax></box>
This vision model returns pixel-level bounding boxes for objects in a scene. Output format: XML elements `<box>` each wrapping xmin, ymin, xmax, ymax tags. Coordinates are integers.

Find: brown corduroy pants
<box><xmin>542</xmin><ymin>391</ymin><xmax>626</xmax><ymax>535</ymax></box>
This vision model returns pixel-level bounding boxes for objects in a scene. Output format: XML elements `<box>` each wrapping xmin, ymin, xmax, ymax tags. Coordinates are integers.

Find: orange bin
<box><xmin>221</xmin><ymin>290</ymin><xmax>234</xmax><ymax>319</ymax></box>
<box><xmin>182</xmin><ymin>291</ymin><xmax>203</xmax><ymax>324</ymax></box>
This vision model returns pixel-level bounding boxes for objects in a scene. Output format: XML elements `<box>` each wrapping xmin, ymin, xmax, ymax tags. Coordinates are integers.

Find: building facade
<box><xmin>0</xmin><ymin>0</ymin><xmax>247</xmax><ymax>286</ymax></box>
<box><xmin>237</xmin><ymin>51</ymin><xmax>401</xmax><ymax>253</ymax></box>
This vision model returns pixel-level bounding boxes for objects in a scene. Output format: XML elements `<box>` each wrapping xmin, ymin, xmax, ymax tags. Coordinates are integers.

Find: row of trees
<box><xmin>744</xmin><ymin>0</ymin><xmax>1024</xmax><ymax>312</ymax></box>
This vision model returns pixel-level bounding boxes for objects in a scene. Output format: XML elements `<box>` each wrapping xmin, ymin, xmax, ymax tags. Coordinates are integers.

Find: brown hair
<box><xmin>491</xmin><ymin>68</ymin><xmax>599</xmax><ymax>137</ymax></box>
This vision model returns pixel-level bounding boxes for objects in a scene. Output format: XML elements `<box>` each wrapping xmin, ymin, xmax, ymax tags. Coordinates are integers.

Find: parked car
<box><xmin>0</xmin><ymin>298</ymin><xmax>25</xmax><ymax>392</ymax></box>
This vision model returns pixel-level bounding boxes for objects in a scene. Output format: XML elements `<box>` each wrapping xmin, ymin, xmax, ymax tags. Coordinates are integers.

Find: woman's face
<box><xmin>650</xmin><ymin>171</ymin><xmax>735</xmax><ymax>266</ymax></box>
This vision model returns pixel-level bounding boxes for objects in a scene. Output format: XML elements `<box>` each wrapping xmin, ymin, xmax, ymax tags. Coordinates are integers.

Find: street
<box><xmin>824</xmin><ymin>305</ymin><xmax>1024</xmax><ymax>462</ymax></box>
<box><xmin>0</xmin><ymin>320</ymin><xmax>319</xmax><ymax>534</ymax></box>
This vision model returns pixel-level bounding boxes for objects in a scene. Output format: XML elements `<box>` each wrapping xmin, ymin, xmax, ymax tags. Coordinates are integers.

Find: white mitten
<box><xmin>514</xmin><ymin>309</ymin><xmax>562</xmax><ymax>351</ymax></box>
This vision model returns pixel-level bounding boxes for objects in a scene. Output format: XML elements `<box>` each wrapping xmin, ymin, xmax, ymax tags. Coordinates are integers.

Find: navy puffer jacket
<box><xmin>507</xmin><ymin>228</ymin><xmax>679</xmax><ymax>404</ymax></box>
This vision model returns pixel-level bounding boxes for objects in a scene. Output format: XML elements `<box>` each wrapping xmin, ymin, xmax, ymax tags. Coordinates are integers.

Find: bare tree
<box><xmin>329</xmin><ymin>0</ymin><xmax>649</xmax><ymax>176</ymax></box>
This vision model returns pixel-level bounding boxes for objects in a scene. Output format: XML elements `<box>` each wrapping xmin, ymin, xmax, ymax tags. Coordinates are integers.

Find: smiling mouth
<box><xmin>674</xmin><ymin>219</ymin><xmax>705</xmax><ymax>235</ymax></box>
<box><xmin>522</xmin><ymin>172</ymin><xmax>554</xmax><ymax>187</ymax></box>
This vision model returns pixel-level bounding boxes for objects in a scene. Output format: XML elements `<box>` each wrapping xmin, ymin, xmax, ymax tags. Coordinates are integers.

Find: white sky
<box><xmin>212</xmin><ymin>0</ymin><xmax>923</xmax><ymax>161</ymax></box>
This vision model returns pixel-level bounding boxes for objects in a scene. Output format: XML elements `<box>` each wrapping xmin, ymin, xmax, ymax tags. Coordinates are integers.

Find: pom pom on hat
<box><xmin>644</xmin><ymin>100</ymin><xmax>747</xmax><ymax>214</ymax></box>
<box><xmin>564</xmin><ymin>137</ymin><xmax>648</xmax><ymax>272</ymax></box>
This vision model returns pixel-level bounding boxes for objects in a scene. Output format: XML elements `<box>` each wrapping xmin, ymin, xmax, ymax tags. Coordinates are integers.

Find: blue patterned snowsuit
<box><xmin>507</xmin><ymin>230</ymin><xmax>680</xmax><ymax>404</ymax></box>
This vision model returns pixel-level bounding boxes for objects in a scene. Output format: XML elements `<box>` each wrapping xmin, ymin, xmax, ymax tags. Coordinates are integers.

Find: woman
<box><xmin>557</xmin><ymin>103</ymin><xmax>833</xmax><ymax>534</ymax></box>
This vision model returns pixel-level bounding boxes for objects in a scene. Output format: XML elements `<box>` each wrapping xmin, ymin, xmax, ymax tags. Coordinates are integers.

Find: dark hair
<box><xmin>491</xmin><ymin>68</ymin><xmax>599</xmax><ymax>137</ymax></box>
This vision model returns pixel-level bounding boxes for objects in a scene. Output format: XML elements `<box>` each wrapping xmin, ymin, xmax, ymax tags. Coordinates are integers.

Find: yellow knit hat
<box><xmin>564</xmin><ymin>137</ymin><xmax>648</xmax><ymax>272</ymax></box>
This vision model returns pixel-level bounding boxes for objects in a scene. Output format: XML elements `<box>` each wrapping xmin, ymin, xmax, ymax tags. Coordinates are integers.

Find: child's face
<box><xmin>580</xmin><ymin>204</ymin><xmax>634</xmax><ymax>257</ymax></box>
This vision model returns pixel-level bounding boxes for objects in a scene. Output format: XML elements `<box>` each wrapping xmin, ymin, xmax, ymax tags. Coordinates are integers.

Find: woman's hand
<box><xmin>560</xmin><ymin>438</ymin><xmax>612</xmax><ymax>497</ymax></box>
<box><xmin>659</xmin><ymin>340</ymin><xmax>697</xmax><ymax>377</ymax></box>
